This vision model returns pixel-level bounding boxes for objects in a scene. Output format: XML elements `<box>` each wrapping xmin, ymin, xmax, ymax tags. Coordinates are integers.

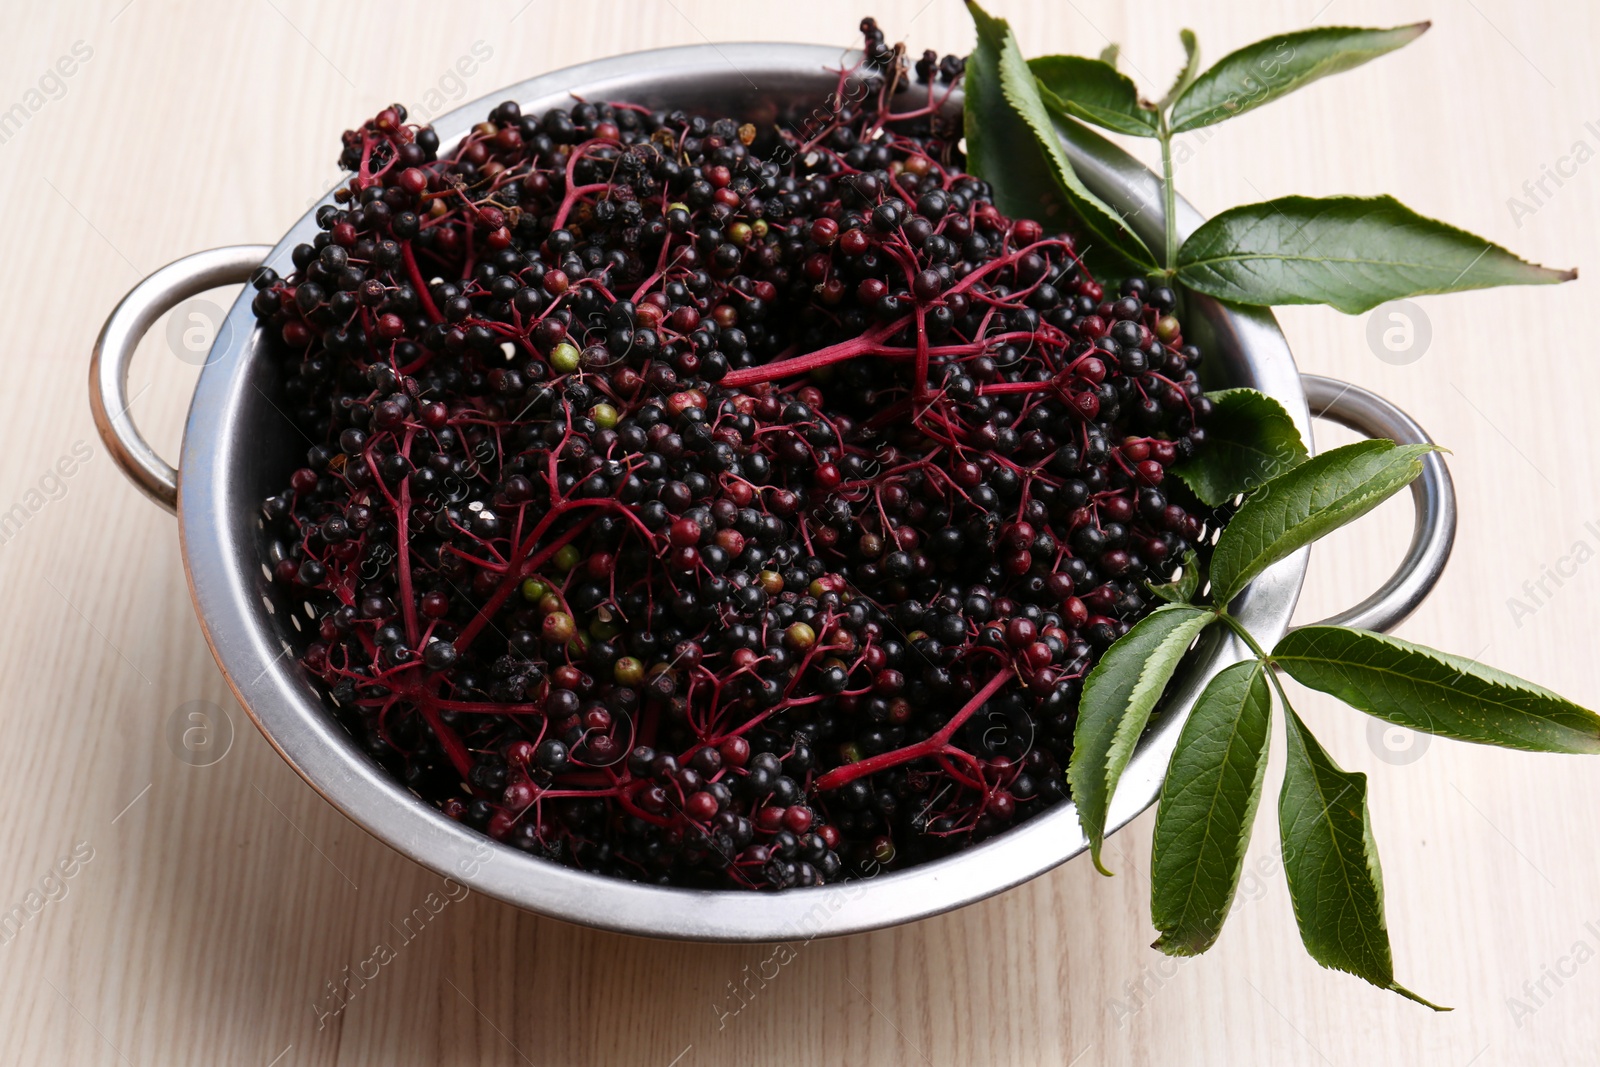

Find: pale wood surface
<box><xmin>2</xmin><ymin>1</ymin><xmax>1597</xmax><ymax>1063</ymax></box>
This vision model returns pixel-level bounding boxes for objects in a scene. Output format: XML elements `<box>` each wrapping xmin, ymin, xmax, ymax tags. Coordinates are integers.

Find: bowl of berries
<box><xmin>88</xmin><ymin>24</ymin><xmax>1459</xmax><ymax>943</ymax></box>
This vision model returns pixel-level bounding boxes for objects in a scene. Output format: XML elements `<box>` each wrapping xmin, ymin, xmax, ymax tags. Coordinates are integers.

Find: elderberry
<box><xmin>255</xmin><ymin>15</ymin><xmax>1217</xmax><ymax>890</ymax></box>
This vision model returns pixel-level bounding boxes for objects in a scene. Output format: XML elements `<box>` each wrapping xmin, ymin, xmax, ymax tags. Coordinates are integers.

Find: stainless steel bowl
<box><xmin>90</xmin><ymin>44</ymin><xmax>1455</xmax><ymax>941</ymax></box>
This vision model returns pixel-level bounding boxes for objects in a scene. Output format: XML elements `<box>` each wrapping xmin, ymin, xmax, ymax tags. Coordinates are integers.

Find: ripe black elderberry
<box><xmin>255</xmin><ymin>16</ymin><xmax>1216</xmax><ymax>889</ymax></box>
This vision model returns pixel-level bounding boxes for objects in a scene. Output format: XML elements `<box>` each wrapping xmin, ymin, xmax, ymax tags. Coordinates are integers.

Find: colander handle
<box><xmin>1293</xmin><ymin>374</ymin><xmax>1457</xmax><ymax>634</ymax></box>
<box><xmin>90</xmin><ymin>244</ymin><xmax>272</xmax><ymax>513</ymax></box>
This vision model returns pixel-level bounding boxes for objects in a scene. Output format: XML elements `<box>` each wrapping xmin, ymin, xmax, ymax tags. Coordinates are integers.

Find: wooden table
<box><xmin>3</xmin><ymin>1</ymin><xmax>1596</xmax><ymax>1062</ymax></box>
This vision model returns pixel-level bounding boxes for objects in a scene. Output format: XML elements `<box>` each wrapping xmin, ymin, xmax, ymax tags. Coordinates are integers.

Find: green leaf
<box><xmin>1070</xmin><ymin>603</ymin><xmax>1216</xmax><ymax>873</ymax></box>
<box><xmin>1209</xmin><ymin>439</ymin><xmax>1436</xmax><ymax>605</ymax></box>
<box><xmin>1275</xmin><ymin>626</ymin><xmax>1600</xmax><ymax>754</ymax></box>
<box><xmin>1279</xmin><ymin>702</ymin><xmax>1448</xmax><ymax>1009</ymax></box>
<box><xmin>1099</xmin><ymin>42</ymin><xmax>1121</xmax><ymax>68</ymax></box>
<box><xmin>1176</xmin><ymin>195</ymin><xmax>1577</xmax><ymax>314</ymax></box>
<box><xmin>1171</xmin><ymin>388</ymin><xmax>1310</xmax><ymax>507</ymax></box>
<box><xmin>1147</xmin><ymin>549</ymin><xmax>1201</xmax><ymax>605</ymax></box>
<box><xmin>1030</xmin><ymin>54</ymin><xmax>1158</xmax><ymax>137</ymax></box>
<box><xmin>1151</xmin><ymin>659</ymin><xmax>1273</xmax><ymax>955</ymax></box>
<box><xmin>965</xmin><ymin>2</ymin><xmax>1157</xmax><ymax>270</ymax></box>
<box><xmin>961</xmin><ymin>4</ymin><xmax>1066</xmax><ymax>232</ymax></box>
<box><xmin>1158</xmin><ymin>29</ymin><xmax>1202</xmax><ymax>109</ymax></box>
<box><xmin>1171</xmin><ymin>24</ymin><xmax>1430</xmax><ymax>132</ymax></box>
<box><xmin>1040</xmin><ymin>112</ymin><xmax>1157</xmax><ymax>281</ymax></box>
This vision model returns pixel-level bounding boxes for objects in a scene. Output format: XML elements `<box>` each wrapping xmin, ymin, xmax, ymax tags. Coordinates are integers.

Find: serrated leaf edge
<box><xmin>1072</xmin><ymin>604</ymin><xmax>1216</xmax><ymax>874</ymax></box>
<box><xmin>1210</xmin><ymin>441</ymin><xmax>1436</xmax><ymax>603</ymax></box>
<box><xmin>1170</xmin><ymin>23</ymin><xmax>1430</xmax><ymax>133</ymax></box>
<box><xmin>1171</xmin><ymin>386</ymin><xmax>1311</xmax><ymax>507</ymax></box>
<box><xmin>1151</xmin><ymin>659</ymin><xmax>1271</xmax><ymax>956</ymax></box>
<box><xmin>1277</xmin><ymin>704</ymin><xmax>1450</xmax><ymax>1010</ymax></box>
<box><xmin>968</xmin><ymin>2</ymin><xmax>1157</xmax><ymax>267</ymax></box>
<box><xmin>1274</xmin><ymin>625</ymin><xmax>1600</xmax><ymax>754</ymax></box>
<box><xmin>1177</xmin><ymin>195</ymin><xmax>1577</xmax><ymax>314</ymax></box>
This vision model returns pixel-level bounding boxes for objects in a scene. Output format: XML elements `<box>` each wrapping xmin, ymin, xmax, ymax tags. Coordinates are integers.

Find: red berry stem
<box><xmin>452</xmin><ymin>508</ymin><xmax>600</xmax><ymax>654</ymax></box>
<box><xmin>401</xmin><ymin>241</ymin><xmax>444</xmax><ymax>324</ymax></box>
<box><xmin>720</xmin><ymin>317</ymin><xmax>903</xmax><ymax>388</ymax></box>
<box><xmin>720</xmin><ymin>238</ymin><xmax>1076</xmax><ymax>390</ymax></box>
<box><xmin>811</xmin><ymin>664</ymin><xmax>1013</xmax><ymax>791</ymax></box>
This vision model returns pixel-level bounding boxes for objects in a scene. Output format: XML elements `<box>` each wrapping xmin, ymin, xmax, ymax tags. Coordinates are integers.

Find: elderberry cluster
<box><xmin>251</xmin><ymin>18</ymin><xmax>1216</xmax><ymax>889</ymax></box>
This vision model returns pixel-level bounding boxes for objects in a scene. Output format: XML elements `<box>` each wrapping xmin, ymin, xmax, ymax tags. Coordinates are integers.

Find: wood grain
<box><xmin>1</xmin><ymin>2</ymin><xmax>1596</xmax><ymax>1063</ymax></box>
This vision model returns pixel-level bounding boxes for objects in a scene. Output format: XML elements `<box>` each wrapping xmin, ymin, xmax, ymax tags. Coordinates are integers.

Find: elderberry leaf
<box><xmin>1209</xmin><ymin>439</ymin><xmax>1436</xmax><ymax>605</ymax></box>
<box><xmin>1176</xmin><ymin>195</ymin><xmax>1578</xmax><ymax>314</ymax></box>
<box><xmin>1275</xmin><ymin>626</ymin><xmax>1600</xmax><ymax>754</ymax></box>
<box><xmin>1071</xmin><ymin>603</ymin><xmax>1216</xmax><ymax>873</ymax></box>
<box><xmin>1099</xmin><ymin>43</ymin><xmax>1121</xmax><ymax>68</ymax></box>
<box><xmin>1279</xmin><ymin>702</ymin><xmax>1448</xmax><ymax>1010</ymax></box>
<box><xmin>1039</xmin><ymin>115</ymin><xmax>1159</xmax><ymax>282</ymax></box>
<box><xmin>1147</xmin><ymin>549</ymin><xmax>1201</xmax><ymax>605</ymax></box>
<box><xmin>1151</xmin><ymin>659</ymin><xmax>1272</xmax><ymax>956</ymax></box>
<box><xmin>1157</xmin><ymin>29</ymin><xmax>1202</xmax><ymax>109</ymax></box>
<box><xmin>1171</xmin><ymin>387</ymin><xmax>1309</xmax><ymax>507</ymax></box>
<box><xmin>1029</xmin><ymin>55</ymin><xmax>1158</xmax><ymax>137</ymax></box>
<box><xmin>962</xmin><ymin>5</ymin><xmax>1064</xmax><ymax>233</ymax></box>
<box><xmin>965</xmin><ymin>2</ymin><xmax>1157</xmax><ymax>270</ymax></box>
<box><xmin>1170</xmin><ymin>24</ymin><xmax>1429</xmax><ymax>133</ymax></box>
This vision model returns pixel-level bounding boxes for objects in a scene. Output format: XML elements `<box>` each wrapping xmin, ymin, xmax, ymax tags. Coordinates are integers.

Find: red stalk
<box><xmin>401</xmin><ymin>242</ymin><xmax>444</xmax><ymax>323</ymax></box>
<box><xmin>812</xmin><ymin>666</ymin><xmax>1013</xmax><ymax>791</ymax></box>
<box><xmin>721</xmin><ymin>318</ymin><xmax>907</xmax><ymax>388</ymax></box>
<box><xmin>720</xmin><ymin>239</ymin><xmax>1077</xmax><ymax>391</ymax></box>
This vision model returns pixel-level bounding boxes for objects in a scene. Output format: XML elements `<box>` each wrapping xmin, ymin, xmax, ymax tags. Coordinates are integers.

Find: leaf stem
<box><xmin>1158</xmin><ymin>110</ymin><xmax>1179</xmax><ymax>276</ymax></box>
<box><xmin>1217</xmin><ymin>611</ymin><xmax>1299</xmax><ymax>714</ymax></box>
<box><xmin>1218</xmin><ymin>610</ymin><xmax>1270</xmax><ymax>662</ymax></box>
<box><xmin>1264</xmin><ymin>660</ymin><xmax>1297</xmax><ymax>717</ymax></box>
